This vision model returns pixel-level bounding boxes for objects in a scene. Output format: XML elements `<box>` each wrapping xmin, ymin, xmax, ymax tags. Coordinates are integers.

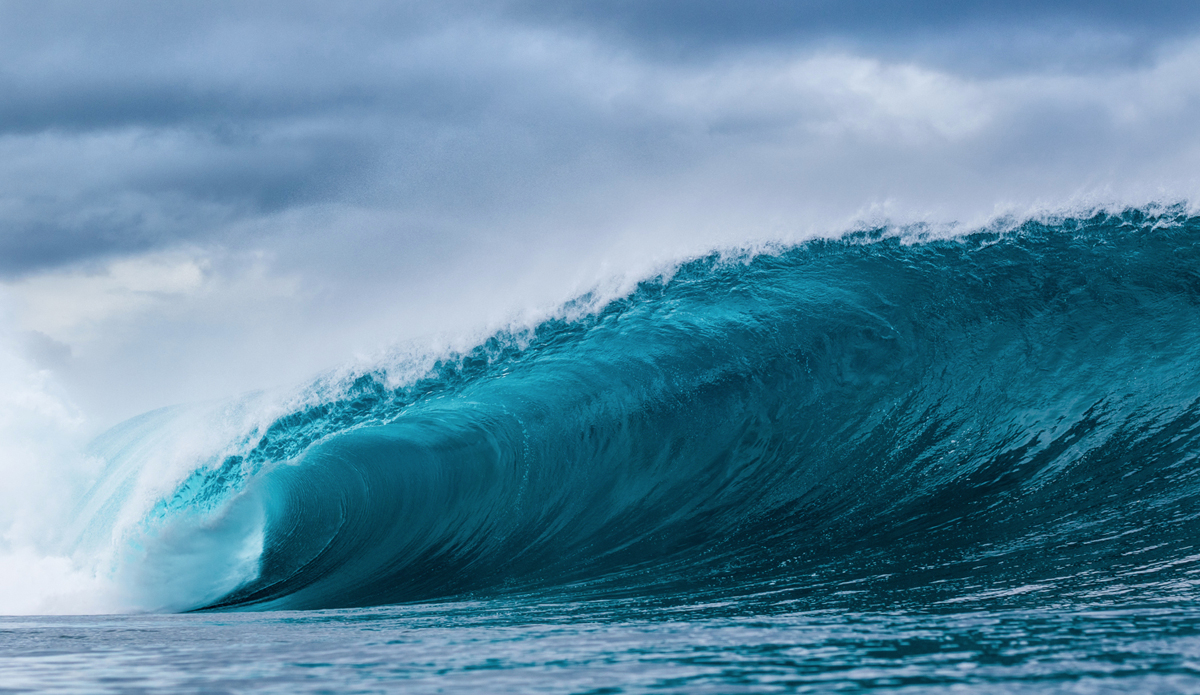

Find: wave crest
<box><xmin>77</xmin><ymin>207</ymin><xmax>1200</xmax><ymax>611</ymax></box>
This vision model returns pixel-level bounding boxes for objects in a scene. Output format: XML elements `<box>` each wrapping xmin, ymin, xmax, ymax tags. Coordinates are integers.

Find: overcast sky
<box><xmin>1</xmin><ymin>0</ymin><xmax>1199</xmax><ymax>423</ymax></box>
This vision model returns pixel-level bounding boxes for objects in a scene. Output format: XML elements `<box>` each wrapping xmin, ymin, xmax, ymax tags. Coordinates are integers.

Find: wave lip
<box><xmin>77</xmin><ymin>207</ymin><xmax>1200</xmax><ymax>611</ymax></box>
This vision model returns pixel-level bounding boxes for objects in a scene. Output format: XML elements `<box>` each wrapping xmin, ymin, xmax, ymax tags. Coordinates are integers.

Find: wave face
<box><xmin>79</xmin><ymin>208</ymin><xmax>1200</xmax><ymax>612</ymax></box>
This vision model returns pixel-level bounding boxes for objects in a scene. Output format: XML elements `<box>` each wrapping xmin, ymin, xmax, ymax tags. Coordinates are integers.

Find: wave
<box><xmin>73</xmin><ymin>207</ymin><xmax>1200</xmax><ymax>612</ymax></box>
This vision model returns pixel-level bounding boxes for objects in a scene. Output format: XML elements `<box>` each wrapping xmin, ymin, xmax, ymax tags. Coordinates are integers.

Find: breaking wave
<box><xmin>73</xmin><ymin>207</ymin><xmax>1200</xmax><ymax>612</ymax></box>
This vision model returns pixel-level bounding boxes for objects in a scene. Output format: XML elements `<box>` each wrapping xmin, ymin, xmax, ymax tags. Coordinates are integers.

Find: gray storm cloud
<box><xmin>1</xmin><ymin>0</ymin><xmax>1198</xmax><ymax>422</ymax></box>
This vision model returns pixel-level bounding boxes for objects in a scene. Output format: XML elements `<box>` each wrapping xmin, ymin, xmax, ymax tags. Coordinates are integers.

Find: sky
<box><xmin>1</xmin><ymin>0</ymin><xmax>1199</xmax><ymax>426</ymax></box>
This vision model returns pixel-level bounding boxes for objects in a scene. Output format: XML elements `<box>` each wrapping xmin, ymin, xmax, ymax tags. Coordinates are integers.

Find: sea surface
<box><xmin>5</xmin><ymin>597</ymin><xmax>1200</xmax><ymax>693</ymax></box>
<box><xmin>5</xmin><ymin>207</ymin><xmax>1200</xmax><ymax>692</ymax></box>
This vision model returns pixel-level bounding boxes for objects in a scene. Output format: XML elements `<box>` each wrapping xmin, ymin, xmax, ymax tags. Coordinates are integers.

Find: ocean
<box><xmin>6</xmin><ymin>599</ymin><xmax>1200</xmax><ymax>692</ymax></box>
<box><xmin>4</xmin><ymin>207</ymin><xmax>1200</xmax><ymax>692</ymax></box>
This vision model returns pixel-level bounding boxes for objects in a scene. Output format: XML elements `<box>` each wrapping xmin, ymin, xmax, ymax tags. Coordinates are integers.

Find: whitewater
<box><xmin>4</xmin><ymin>206</ymin><xmax>1200</xmax><ymax>692</ymax></box>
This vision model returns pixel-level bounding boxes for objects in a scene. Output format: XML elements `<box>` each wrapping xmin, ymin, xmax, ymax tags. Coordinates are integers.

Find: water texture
<box><xmin>5</xmin><ymin>599</ymin><xmax>1200</xmax><ymax>693</ymax></box>
<box><xmin>21</xmin><ymin>207</ymin><xmax>1200</xmax><ymax>691</ymax></box>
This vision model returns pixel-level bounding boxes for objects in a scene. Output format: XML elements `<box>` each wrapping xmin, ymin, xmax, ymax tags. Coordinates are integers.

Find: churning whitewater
<box><xmin>70</xmin><ymin>208</ymin><xmax>1200</xmax><ymax>613</ymax></box>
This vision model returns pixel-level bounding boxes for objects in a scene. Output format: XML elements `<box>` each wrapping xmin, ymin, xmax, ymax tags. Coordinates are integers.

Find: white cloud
<box><xmin>9</xmin><ymin>253</ymin><xmax>207</xmax><ymax>340</ymax></box>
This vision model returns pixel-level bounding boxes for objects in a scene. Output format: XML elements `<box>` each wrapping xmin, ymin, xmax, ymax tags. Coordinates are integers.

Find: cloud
<box><xmin>0</xmin><ymin>0</ymin><xmax>1197</xmax><ymax>421</ymax></box>
<box><xmin>9</xmin><ymin>252</ymin><xmax>208</xmax><ymax>339</ymax></box>
<box><xmin>503</xmin><ymin>0</ymin><xmax>1200</xmax><ymax>72</ymax></box>
<box><xmin>1</xmin><ymin>1</ymin><xmax>1197</xmax><ymax>277</ymax></box>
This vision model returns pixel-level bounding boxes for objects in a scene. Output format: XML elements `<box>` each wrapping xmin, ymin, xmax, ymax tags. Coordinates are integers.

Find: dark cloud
<box><xmin>0</xmin><ymin>2</ymin><xmax>666</xmax><ymax>274</ymax></box>
<box><xmin>0</xmin><ymin>1</ymin><xmax>1197</xmax><ymax>278</ymax></box>
<box><xmin>0</xmin><ymin>0</ymin><xmax>1197</xmax><ymax>424</ymax></box>
<box><xmin>505</xmin><ymin>0</ymin><xmax>1200</xmax><ymax>69</ymax></box>
<box><xmin>506</xmin><ymin>0</ymin><xmax>1200</xmax><ymax>38</ymax></box>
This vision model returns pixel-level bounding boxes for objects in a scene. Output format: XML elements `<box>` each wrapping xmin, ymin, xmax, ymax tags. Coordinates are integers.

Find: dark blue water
<box><xmin>17</xmin><ymin>207</ymin><xmax>1200</xmax><ymax>691</ymax></box>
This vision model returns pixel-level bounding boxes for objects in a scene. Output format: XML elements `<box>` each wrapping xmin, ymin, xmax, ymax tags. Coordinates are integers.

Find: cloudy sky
<box><xmin>2</xmin><ymin>0</ymin><xmax>1199</xmax><ymax>424</ymax></box>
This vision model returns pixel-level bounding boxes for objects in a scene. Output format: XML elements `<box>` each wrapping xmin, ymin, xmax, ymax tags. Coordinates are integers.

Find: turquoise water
<box><xmin>14</xmin><ymin>207</ymin><xmax>1200</xmax><ymax>691</ymax></box>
